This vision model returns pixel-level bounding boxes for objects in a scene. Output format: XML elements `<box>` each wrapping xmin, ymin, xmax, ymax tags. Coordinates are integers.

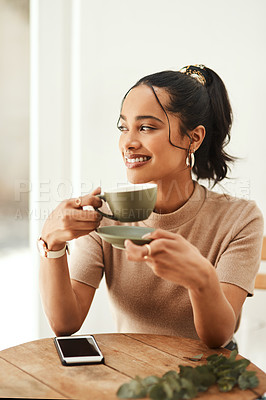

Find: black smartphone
<box><xmin>54</xmin><ymin>335</ymin><xmax>104</xmax><ymax>366</ymax></box>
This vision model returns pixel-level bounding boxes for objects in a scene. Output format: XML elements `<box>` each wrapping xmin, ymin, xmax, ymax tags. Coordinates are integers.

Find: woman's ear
<box><xmin>191</xmin><ymin>125</ymin><xmax>205</xmax><ymax>151</ymax></box>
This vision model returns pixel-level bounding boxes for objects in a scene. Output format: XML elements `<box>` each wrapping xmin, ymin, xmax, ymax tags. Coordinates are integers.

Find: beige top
<box><xmin>69</xmin><ymin>182</ymin><xmax>264</xmax><ymax>339</ymax></box>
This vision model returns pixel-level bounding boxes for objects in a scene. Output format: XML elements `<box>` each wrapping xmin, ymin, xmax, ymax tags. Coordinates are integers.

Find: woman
<box><xmin>39</xmin><ymin>65</ymin><xmax>264</xmax><ymax>348</ymax></box>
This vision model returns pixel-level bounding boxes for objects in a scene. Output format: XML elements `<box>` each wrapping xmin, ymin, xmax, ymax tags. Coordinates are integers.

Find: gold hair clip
<box><xmin>179</xmin><ymin>64</ymin><xmax>207</xmax><ymax>86</ymax></box>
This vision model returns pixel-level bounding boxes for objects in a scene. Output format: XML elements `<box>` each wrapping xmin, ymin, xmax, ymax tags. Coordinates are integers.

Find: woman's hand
<box><xmin>125</xmin><ymin>228</ymin><xmax>213</xmax><ymax>291</ymax></box>
<box><xmin>125</xmin><ymin>229</ymin><xmax>243</xmax><ymax>347</ymax></box>
<box><xmin>41</xmin><ymin>187</ymin><xmax>103</xmax><ymax>250</ymax></box>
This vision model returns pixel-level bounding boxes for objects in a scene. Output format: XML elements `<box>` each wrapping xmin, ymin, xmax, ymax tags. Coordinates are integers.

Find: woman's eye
<box><xmin>117</xmin><ymin>125</ymin><xmax>155</xmax><ymax>133</ymax></box>
<box><xmin>140</xmin><ymin>126</ymin><xmax>155</xmax><ymax>131</ymax></box>
<box><xmin>117</xmin><ymin>125</ymin><xmax>128</xmax><ymax>132</ymax></box>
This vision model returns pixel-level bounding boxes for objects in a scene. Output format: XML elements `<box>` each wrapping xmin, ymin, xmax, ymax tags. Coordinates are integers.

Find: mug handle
<box><xmin>94</xmin><ymin>194</ymin><xmax>118</xmax><ymax>221</ymax></box>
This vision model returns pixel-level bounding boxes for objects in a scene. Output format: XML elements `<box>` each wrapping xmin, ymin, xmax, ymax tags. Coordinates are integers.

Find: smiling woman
<box><xmin>39</xmin><ymin>65</ymin><xmax>263</xmax><ymax>350</ymax></box>
<box><xmin>117</xmin><ymin>85</ymin><xmax>196</xmax><ymax>206</ymax></box>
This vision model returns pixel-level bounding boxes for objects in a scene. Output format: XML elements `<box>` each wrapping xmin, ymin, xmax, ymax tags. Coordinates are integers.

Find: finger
<box><xmin>91</xmin><ymin>187</ymin><xmax>102</xmax><ymax>196</ymax></box>
<box><xmin>61</xmin><ymin>210</ymin><xmax>102</xmax><ymax>232</ymax></box>
<box><xmin>62</xmin><ymin>208</ymin><xmax>102</xmax><ymax>222</ymax></box>
<box><xmin>70</xmin><ymin>221</ymin><xmax>102</xmax><ymax>231</ymax></box>
<box><xmin>142</xmin><ymin>237</ymin><xmax>182</xmax><ymax>257</ymax></box>
<box><xmin>74</xmin><ymin>209</ymin><xmax>102</xmax><ymax>222</ymax></box>
<box><xmin>142</xmin><ymin>228</ymin><xmax>179</xmax><ymax>241</ymax></box>
<box><xmin>70</xmin><ymin>227</ymin><xmax>101</xmax><ymax>239</ymax></box>
<box><xmin>72</xmin><ymin>187</ymin><xmax>102</xmax><ymax>209</ymax></box>
<box><xmin>124</xmin><ymin>240</ymin><xmax>153</xmax><ymax>261</ymax></box>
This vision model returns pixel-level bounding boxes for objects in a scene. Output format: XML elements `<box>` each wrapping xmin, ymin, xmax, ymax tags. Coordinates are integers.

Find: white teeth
<box><xmin>126</xmin><ymin>156</ymin><xmax>149</xmax><ymax>163</ymax></box>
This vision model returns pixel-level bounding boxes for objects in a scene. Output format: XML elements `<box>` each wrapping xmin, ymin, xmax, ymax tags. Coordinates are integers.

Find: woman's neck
<box><xmin>153</xmin><ymin>176</ymin><xmax>195</xmax><ymax>214</ymax></box>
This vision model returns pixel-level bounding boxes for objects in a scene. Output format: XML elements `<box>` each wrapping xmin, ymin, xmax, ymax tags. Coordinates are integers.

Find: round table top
<box><xmin>0</xmin><ymin>333</ymin><xmax>265</xmax><ymax>399</ymax></box>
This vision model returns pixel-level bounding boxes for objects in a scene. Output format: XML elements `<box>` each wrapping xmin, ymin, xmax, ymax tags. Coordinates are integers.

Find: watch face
<box><xmin>37</xmin><ymin>239</ymin><xmax>47</xmax><ymax>257</ymax></box>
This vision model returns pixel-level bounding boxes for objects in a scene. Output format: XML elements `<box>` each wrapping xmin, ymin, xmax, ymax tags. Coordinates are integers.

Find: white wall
<box><xmin>30</xmin><ymin>0</ymin><xmax>266</xmax><ymax>341</ymax></box>
<box><xmin>0</xmin><ymin>0</ymin><xmax>29</xmax><ymax>208</ymax></box>
<box><xmin>79</xmin><ymin>0</ymin><xmax>266</xmax><ymax>212</ymax></box>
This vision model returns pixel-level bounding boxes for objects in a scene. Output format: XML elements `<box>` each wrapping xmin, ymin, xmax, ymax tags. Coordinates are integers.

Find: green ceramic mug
<box><xmin>95</xmin><ymin>183</ymin><xmax>157</xmax><ymax>222</ymax></box>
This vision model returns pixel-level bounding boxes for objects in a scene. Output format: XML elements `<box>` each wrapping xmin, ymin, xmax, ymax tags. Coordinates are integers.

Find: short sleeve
<box><xmin>68</xmin><ymin>232</ymin><xmax>104</xmax><ymax>289</ymax></box>
<box><xmin>216</xmin><ymin>201</ymin><xmax>264</xmax><ymax>295</ymax></box>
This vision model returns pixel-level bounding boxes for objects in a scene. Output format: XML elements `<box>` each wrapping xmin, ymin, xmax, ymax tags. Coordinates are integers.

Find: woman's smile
<box><xmin>118</xmin><ymin>85</ymin><xmax>189</xmax><ymax>184</ymax></box>
<box><xmin>124</xmin><ymin>153</ymin><xmax>152</xmax><ymax>168</ymax></box>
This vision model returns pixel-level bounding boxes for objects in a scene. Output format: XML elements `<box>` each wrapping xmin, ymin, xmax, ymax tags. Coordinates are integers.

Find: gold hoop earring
<box><xmin>186</xmin><ymin>152</ymin><xmax>195</xmax><ymax>169</ymax></box>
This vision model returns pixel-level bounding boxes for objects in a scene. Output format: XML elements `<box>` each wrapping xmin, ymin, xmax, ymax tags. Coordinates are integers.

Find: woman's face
<box><xmin>118</xmin><ymin>84</ymin><xmax>190</xmax><ymax>185</ymax></box>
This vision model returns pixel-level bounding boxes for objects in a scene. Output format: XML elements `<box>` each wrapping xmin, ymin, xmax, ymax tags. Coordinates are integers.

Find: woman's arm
<box><xmin>39</xmin><ymin>255</ymin><xmax>96</xmax><ymax>336</ymax></box>
<box><xmin>39</xmin><ymin>189</ymin><xmax>102</xmax><ymax>336</ymax></box>
<box><xmin>188</xmin><ymin>277</ymin><xmax>247</xmax><ymax>347</ymax></box>
<box><xmin>124</xmin><ymin>229</ymin><xmax>247</xmax><ymax>348</ymax></box>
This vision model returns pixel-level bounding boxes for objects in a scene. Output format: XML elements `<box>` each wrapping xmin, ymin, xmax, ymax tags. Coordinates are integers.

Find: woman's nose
<box><xmin>121</xmin><ymin>131</ymin><xmax>141</xmax><ymax>151</ymax></box>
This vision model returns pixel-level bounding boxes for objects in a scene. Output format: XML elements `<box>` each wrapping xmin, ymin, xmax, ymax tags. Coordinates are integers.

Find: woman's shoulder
<box><xmin>199</xmin><ymin>182</ymin><xmax>264</xmax><ymax>225</ymax></box>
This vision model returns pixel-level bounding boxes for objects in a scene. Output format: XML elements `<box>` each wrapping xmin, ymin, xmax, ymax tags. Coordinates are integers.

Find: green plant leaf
<box><xmin>206</xmin><ymin>353</ymin><xmax>223</xmax><ymax>363</ymax></box>
<box><xmin>238</xmin><ymin>370</ymin><xmax>259</xmax><ymax>390</ymax></box>
<box><xmin>184</xmin><ymin>353</ymin><xmax>203</xmax><ymax>362</ymax></box>
<box><xmin>217</xmin><ymin>377</ymin><xmax>236</xmax><ymax>392</ymax></box>
<box><xmin>228</xmin><ymin>349</ymin><xmax>238</xmax><ymax>362</ymax></box>
<box><xmin>149</xmin><ymin>383</ymin><xmax>168</xmax><ymax>400</ymax></box>
<box><xmin>162</xmin><ymin>381</ymin><xmax>174</xmax><ymax>398</ymax></box>
<box><xmin>231</xmin><ymin>358</ymin><xmax>250</xmax><ymax>373</ymax></box>
<box><xmin>163</xmin><ymin>370</ymin><xmax>179</xmax><ymax>380</ymax></box>
<box><xmin>216</xmin><ymin>368</ymin><xmax>238</xmax><ymax>379</ymax></box>
<box><xmin>142</xmin><ymin>375</ymin><xmax>161</xmax><ymax>387</ymax></box>
<box><xmin>116</xmin><ymin>378</ymin><xmax>147</xmax><ymax>398</ymax></box>
<box><xmin>116</xmin><ymin>350</ymin><xmax>260</xmax><ymax>399</ymax></box>
<box><xmin>180</xmin><ymin>377</ymin><xmax>198</xmax><ymax>399</ymax></box>
<box><xmin>207</xmin><ymin>354</ymin><xmax>227</xmax><ymax>369</ymax></box>
<box><xmin>194</xmin><ymin>365</ymin><xmax>216</xmax><ymax>390</ymax></box>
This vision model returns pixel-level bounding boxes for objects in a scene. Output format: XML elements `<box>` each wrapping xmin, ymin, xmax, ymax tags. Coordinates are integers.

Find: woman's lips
<box><xmin>124</xmin><ymin>155</ymin><xmax>151</xmax><ymax>169</ymax></box>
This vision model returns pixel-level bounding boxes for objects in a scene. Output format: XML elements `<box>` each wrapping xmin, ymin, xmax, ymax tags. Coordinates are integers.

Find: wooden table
<box><xmin>0</xmin><ymin>333</ymin><xmax>265</xmax><ymax>399</ymax></box>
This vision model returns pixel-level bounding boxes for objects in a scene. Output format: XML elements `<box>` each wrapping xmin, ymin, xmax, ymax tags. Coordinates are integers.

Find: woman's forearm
<box><xmin>38</xmin><ymin>190</ymin><xmax>102</xmax><ymax>336</ymax></box>
<box><xmin>188</xmin><ymin>266</ymin><xmax>236</xmax><ymax>348</ymax></box>
<box><xmin>39</xmin><ymin>254</ymin><xmax>83</xmax><ymax>336</ymax></box>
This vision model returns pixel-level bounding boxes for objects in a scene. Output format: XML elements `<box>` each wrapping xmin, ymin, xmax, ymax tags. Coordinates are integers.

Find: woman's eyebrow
<box><xmin>119</xmin><ymin>114</ymin><xmax>164</xmax><ymax>124</ymax></box>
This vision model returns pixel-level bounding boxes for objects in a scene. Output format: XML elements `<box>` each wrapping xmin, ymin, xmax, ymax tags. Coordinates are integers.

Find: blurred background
<box><xmin>0</xmin><ymin>0</ymin><xmax>265</xmax><ymax>371</ymax></box>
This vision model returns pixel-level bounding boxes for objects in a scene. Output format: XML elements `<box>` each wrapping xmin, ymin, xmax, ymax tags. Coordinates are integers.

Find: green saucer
<box><xmin>96</xmin><ymin>226</ymin><xmax>154</xmax><ymax>250</ymax></box>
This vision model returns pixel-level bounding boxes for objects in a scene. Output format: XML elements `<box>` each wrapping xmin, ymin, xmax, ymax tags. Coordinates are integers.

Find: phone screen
<box><xmin>57</xmin><ymin>337</ymin><xmax>100</xmax><ymax>357</ymax></box>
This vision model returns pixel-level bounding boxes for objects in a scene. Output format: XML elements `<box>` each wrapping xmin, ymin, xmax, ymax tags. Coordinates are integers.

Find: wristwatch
<box><xmin>37</xmin><ymin>238</ymin><xmax>70</xmax><ymax>259</ymax></box>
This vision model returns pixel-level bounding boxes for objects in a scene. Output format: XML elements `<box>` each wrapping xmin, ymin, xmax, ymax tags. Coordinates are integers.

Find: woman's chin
<box><xmin>129</xmin><ymin>179</ymin><xmax>148</xmax><ymax>184</ymax></box>
<box><xmin>127</xmin><ymin>172</ymin><xmax>151</xmax><ymax>185</ymax></box>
